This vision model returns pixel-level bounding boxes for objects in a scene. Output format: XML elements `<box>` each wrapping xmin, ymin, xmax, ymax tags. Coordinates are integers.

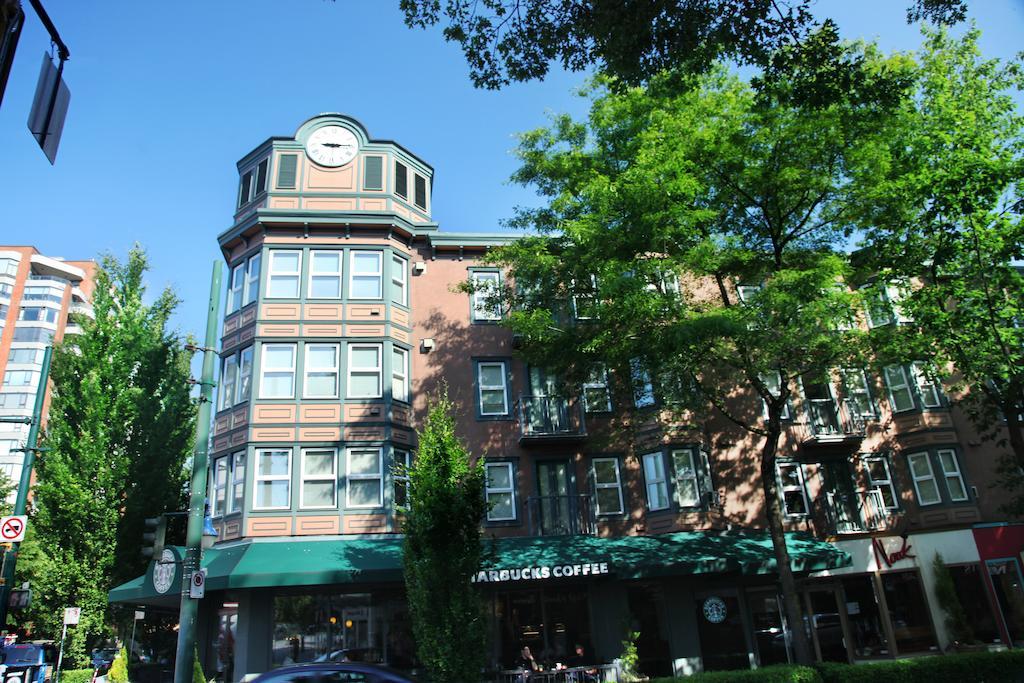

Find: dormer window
<box><xmin>238</xmin><ymin>158</ymin><xmax>269</xmax><ymax>207</ymax></box>
<box><xmin>414</xmin><ymin>174</ymin><xmax>427</xmax><ymax>210</ymax></box>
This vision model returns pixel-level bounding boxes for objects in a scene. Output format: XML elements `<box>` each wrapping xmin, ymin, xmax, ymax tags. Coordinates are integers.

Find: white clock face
<box><xmin>153</xmin><ymin>548</ymin><xmax>176</xmax><ymax>594</ymax></box>
<box><xmin>305</xmin><ymin>125</ymin><xmax>359</xmax><ymax>167</ymax></box>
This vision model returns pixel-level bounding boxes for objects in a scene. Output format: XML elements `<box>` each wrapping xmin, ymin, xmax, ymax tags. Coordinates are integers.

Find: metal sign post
<box><xmin>55</xmin><ymin>606</ymin><xmax>80</xmax><ymax>683</ymax></box>
<box><xmin>172</xmin><ymin>262</ymin><xmax>221</xmax><ymax>683</ymax></box>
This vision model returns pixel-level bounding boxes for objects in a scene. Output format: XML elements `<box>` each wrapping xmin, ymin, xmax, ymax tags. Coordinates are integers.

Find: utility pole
<box><xmin>0</xmin><ymin>345</ymin><xmax>52</xmax><ymax>628</ymax></box>
<box><xmin>172</xmin><ymin>262</ymin><xmax>221</xmax><ymax>683</ymax></box>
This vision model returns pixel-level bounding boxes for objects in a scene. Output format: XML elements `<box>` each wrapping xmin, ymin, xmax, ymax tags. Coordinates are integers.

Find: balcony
<box><xmin>823</xmin><ymin>489</ymin><xmax>889</xmax><ymax>535</ymax></box>
<box><xmin>526</xmin><ymin>494</ymin><xmax>596</xmax><ymax>536</ymax></box>
<box><xmin>515</xmin><ymin>395</ymin><xmax>586</xmax><ymax>445</ymax></box>
<box><xmin>802</xmin><ymin>399</ymin><xmax>867</xmax><ymax>445</ymax></box>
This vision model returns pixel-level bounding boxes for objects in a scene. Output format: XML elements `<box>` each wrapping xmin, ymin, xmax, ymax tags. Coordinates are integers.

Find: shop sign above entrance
<box><xmin>703</xmin><ymin>596</ymin><xmax>727</xmax><ymax>624</ymax></box>
<box><xmin>872</xmin><ymin>535</ymin><xmax>916</xmax><ymax>568</ymax></box>
<box><xmin>472</xmin><ymin>561</ymin><xmax>610</xmax><ymax>584</ymax></box>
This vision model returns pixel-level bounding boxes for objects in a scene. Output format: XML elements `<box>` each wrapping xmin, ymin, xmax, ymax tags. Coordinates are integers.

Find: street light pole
<box><xmin>172</xmin><ymin>262</ymin><xmax>221</xmax><ymax>683</ymax></box>
<box><xmin>0</xmin><ymin>345</ymin><xmax>52</xmax><ymax>628</ymax></box>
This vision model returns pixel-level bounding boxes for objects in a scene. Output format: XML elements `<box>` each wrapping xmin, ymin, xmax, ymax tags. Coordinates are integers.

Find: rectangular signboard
<box><xmin>26</xmin><ymin>52</ymin><xmax>70</xmax><ymax>165</ymax></box>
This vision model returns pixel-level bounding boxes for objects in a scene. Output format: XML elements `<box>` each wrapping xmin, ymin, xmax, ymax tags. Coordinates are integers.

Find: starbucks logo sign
<box><xmin>703</xmin><ymin>596</ymin><xmax>727</xmax><ymax>624</ymax></box>
<box><xmin>153</xmin><ymin>548</ymin><xmax>176</xmax><ymax>594</ymax></box>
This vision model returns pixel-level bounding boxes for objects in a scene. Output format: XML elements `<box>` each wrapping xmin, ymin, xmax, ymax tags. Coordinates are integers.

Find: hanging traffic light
<box><xmin>141</xmin><ymin>515</ymin><xmax>167</xmax><ymax>561</ymax></box>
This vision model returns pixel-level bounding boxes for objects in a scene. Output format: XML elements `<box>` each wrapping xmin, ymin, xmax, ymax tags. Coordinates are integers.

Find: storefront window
<box><xmin>271</xmin><ymin>591</ymin><xmax>415</xmax><ymax>670</ymax></box>
<box><xmin>491</xmin><ymin>587</ymin><xmax>592</xmax><ymax>671</ymax></box>
<box><xmin>807</xmin><ymin>589</ymin><xmax>847</xmax><ymax>662</ymax></box>
<box><xmin>988</xmin><ymin>559</ymin><xmax>1024</xmax><ymax>647</ymax></box>
<box><xmin>948</xmin><ymin>564</ymin><xmax>1001</xmax><ymax>644</ymax></box>
<box><xmin>880</xmin><ymin>571</ymin><xmax>937</xmax><ymax>653</ymax></box>
<box><xmin>840</xmin><ymin>576</ymin><xmax>889</xmax><ymax>658</ymax></box>
<box><xmin>629</xmin><ymin>584</ymin><xmax>672</xmax><ymax>677</ymax></box>
<box><xmin>696</xmin><ymin>593</ymin><xmax>749</xmax><ymax>671</ymax></box>
<box><xmin>748</xmin><ymin>591</ymin><xmax>789</xmax><ymax>666</ymax></box>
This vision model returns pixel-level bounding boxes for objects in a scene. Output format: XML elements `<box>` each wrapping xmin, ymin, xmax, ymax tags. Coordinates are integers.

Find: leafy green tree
<box><xmin>26</xmin><ymin>247</ymin><xmax>194</xmax><ymax>664</ymax></box>
<box><xmin>859</xmin><ymin>27</ymin><xmax>1024</xmax><ymax>508</ymax></box>
<box><xmin>402</xmin><ymin>388</ymin><xmax>488</xmax><ymax>682</ymax></box>
<box><xmin>479</xmin><ymin>52</ymin><xmax>904</xmax><ymax>662</ymax></box>
<box><xmin>400</xmin><ymin>0</ymin><xmax>964</xmax><ymax>89</ymax></box>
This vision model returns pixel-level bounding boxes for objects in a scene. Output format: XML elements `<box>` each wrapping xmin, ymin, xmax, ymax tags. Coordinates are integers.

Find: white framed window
<box><xmin>631</xmin><ymin>359</ymin><xmax>655</xmax><ymax>408</ymax></box>
<box><xmin>642</xmin><ymin>452</ymin><xmax>669</xmax><ymax>511</ymax></box>
<box><xmin>348</xmin><ymin>344</ymin><xmax>382</xmax><ymax>398</ymax></box>
<box><xmin>583</xmin><ymin>365</ymin><xmax>612</xmax><ymax>413</ymax></box>
<box><xmin>2</xmin><ymin>370</ymin><xmax>39</xmax><ymax>388</ymax></box>
<box><xmin>219</xmin><ymin>354</ymin><xmax>238</xmax><ymax>411</ymax></box>
<box><xmin>572</xmin><ymin>274</ymin><xmax>598</xmax><ymax>319</ymax></box>
<box><xmin>937</xmin><ymin>449</ymin><xmax>968</xmax><ymax>502</ymax></box>
<box><xmin>391</xmin><ymin>255</ymin><xmax>408</xmax><ymax>306</ymax></box>
<box><xmin>592</xmin><ymin>458</ymin><xmax>624</xmax><ymax>516</ymax></box>
<box><xmin>308</xmin><ymin>250</ymin><xmax>343</xmax><ymax>299</ymax></box>
<box><xmin>0</xmin><ymin>258</ymin><xmax>19</xmax><ymax>277</ymax></box>
<box><xmin>304</xmin><ymin>344</ymin><xmax>340</xmax><ymax>399</ymax></box>
<box><xmin>347</xmin><ymin>447</ymin><xmax>383</xmax><ymax>508</ymax></box>
<box><xmin>350</xmin><ymin>251</ymin><xmax>383</xmax><ymax>299</ymax></box>
<box><xmin>230</xmin><ymin>451</ymin><xmax>246</xmax><ymax>512</ymax></box>
<box><xmin>7</xmin><ymin>348</ymin><xmax>40</xmax><ymax>364</ymax></box>
<box><xmin>260</xmin><ymin>344</ymin><xmax>296</xmax><ymax>399</ymax></box>
<box><xmin>477</xmin><ymin>361</ymin><xmax>509</xmax><ymax>416</ymax></box>
<box><xmin>736</xmin><ymin>284</ymin><xmax>761</xmax><ymax>303</ymax></box>
<box><xmin>865</xmin><ymin>285</ymin><xmax>895</xmax><ymax>328</ymax></box>
<box><xmin>0</xmin><ymin>394</ymin><xmax>30</xmax><ymax>410</ymax></box>
<box><xmin>236</xmin><ymin>347</ymin><xmax>253</xmax><ymax>404</ymax></box>
<box><xmin>267</xmin><ymin>250</ymin><xmax>301</xmax><ymax>298</ymax></box>
<box><xmin>777</xmin><ymin>462</ymin><xmax>808</xmax><ymax>516</ymax></box>
<box><xmin>865</xmin><ymin>456</ymin><xmax>898</xmax><ymax>510</ymax></box>
<box><xmin>18</xmin><ymin>307</ymin><xmax>58</xmax><ymax>323</ymax></box>
<box><xmin>907</xmin><ymin>452</ymin><xmax>941</xmax><ymax>505</ymax></box>
<box><xmin>471</xmin><ymin>271</ymin><xmax>501</xmax><ymax>321</ymax></box>
<box><xmin>227</xmin><ymin>263</ymin><xmax>245</xmax><ymax>314</ymax></box>
<box><xmin>842</xmin><ymin>369</ymin><xmax>876</xmax><ymax>418</ymax></box>
<box><xmin>254</xmin><ymin>449</ymin><xmax>291</xmax><ymax>510</ymax></box>
<box><xmin>392</xmin><ymin>346</ymin><xmax>409</xmax><ymax>403</ymax></box>
<box><xmin>301</xmin><ymin>448</ymin><xmax>338</xmax><ymax>509</ymax></box>
<box><xmin>884</xmin><ymin>365</ymin><xmax>915</xmax><ymax>413</ymax></box>
<box><xmin>760</xmin><ymin>371</ymin><xmax>791</xmax><ymax>420</ymax></box>
<box><xmin>672</xmin><ymin>447</ymin><xmax>701</xmax><ymax>507</ymax></box>
<box><xmin>485</xmin><ymin>462</ymin><xmax>516</xmax><ymax>521</ymax></box>
<box><xmin>244</xmin><ymin>253</ymin><xmax>261</xmax><ymax>306</ymax></box>
<box><xmin>211</xmin><ymin>456</ymin><xmax>229</xmax><ymax>517</ymax></box>
<box><xmin>394</xmin><ymin>449</ymin><xmax>411</xmax><ymax>509</ymax></box>
<box><xmin>911</xmin><ymin>362</ymin><xmax>942</xmax><ymax>408</ymax></box>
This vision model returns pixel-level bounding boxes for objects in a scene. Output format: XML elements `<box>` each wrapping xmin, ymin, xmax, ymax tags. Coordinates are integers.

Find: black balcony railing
<box><xmin>526</xmin><ymin>494</ymin><xmax>596</xmax><ymax>536</ymax></box>
<box><xmin>824</xmin><ymin>489</ymin><xmax>888</xmax><ymax>535</ymax></box>
<box><xmin>515</xmin><ymin>395</ymin><xmax>586</xmax><ymax>443</ymax></box>
<box><xmin>804</xmin><ymin>398</ymin><xmax>867</xmax><ymax>442</ymax></box>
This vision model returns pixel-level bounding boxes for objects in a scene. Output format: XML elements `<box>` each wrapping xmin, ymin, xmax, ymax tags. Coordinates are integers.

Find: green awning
<box><xmin>109</xmin><ymin>530</ymin><xmax>849</xmax><ymax>606</ymax></box>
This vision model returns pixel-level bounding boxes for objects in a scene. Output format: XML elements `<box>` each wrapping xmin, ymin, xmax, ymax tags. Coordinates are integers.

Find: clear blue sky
<box><xmin>1</xmin><ymin>0</ymin><xmax>1022</xmax><ymax>342</ymax></box>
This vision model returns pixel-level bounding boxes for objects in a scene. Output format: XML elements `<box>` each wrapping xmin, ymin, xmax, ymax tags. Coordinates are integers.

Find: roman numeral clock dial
<box><xmin>305</xmin><ymin>125</ymin><xmax>359</xmax><ymax>167</ymax></box>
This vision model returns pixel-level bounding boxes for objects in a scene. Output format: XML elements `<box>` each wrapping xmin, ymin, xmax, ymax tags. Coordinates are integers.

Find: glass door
<box><xmin>529</xmin><ymin>367</ymin><xmax>567</xmax><ymax>434</ymax></box>
<box><xmin>803</xmin><ymin>374</ymin><xmax>839</xmax><ymax>435</ymax></box>
<box><xmin>806</xmin><ymin>588</ymin><xmax>848</xmax><ymax>662</ymax></box>
<box><xmin>537</xmin><ymin>460</ymin><xmax>573</xmax><ymax>535</ymax></box>
<box><xmin>820</xmin><ymin>460</ymin><xmax>861</xmax><ymax>533</ymax></box>
<box><xmin>748</xmin><ymin>590</ymin><xmax>790</xmax><ymax>666</ymax></box>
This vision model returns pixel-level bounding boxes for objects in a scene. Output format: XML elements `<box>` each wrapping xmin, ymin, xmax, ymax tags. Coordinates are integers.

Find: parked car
<box><xmin>90</xmin><ymin>649</ymin><xmax>119</xmax><ymax>671</ymax></box>
<box><xmin>251</xmin><ymin>662</ymin><xmax>416</xmax><ymax>683</ymax></box>
<box><xmin>0</xmin><ymin>642</ymin><xmax>57</xmax><ymax>683</ymax></box>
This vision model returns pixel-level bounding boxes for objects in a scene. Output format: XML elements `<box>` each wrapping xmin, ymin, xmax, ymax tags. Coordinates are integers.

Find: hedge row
<box><xmin>59</xmin><ymin>669</ymin><xmax>95</xmax><ymax>683</ymax></box>
<box><xmin>649</xmin><ymin>649</ymin><xmax>1024</xmax><ymax>682</ymax></box>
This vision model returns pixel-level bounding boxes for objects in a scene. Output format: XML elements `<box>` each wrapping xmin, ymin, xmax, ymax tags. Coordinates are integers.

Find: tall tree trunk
<box><xmin>759</xmin><ymin>419</ymin><xmax>815</xmax><ymax>665</ymax></box>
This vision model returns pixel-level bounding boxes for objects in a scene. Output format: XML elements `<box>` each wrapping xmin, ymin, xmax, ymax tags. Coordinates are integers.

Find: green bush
<box><xmin>192</xmin><ymin>647</ymin><xmax>206</xmax><ymax>683</ymax></box>
<box><xmin>107</xmin><ymin>648</ymin><xmax>129</xmax><ymax>683</ymax></box>
<box><xmin>59</xmin><ymin>669</ymin><xmax>96</xmax><ymax>683</ymax></box>
<box><xmin>652</xmin><ymin>650</ymin><xmax>1024</xmax><ymax>682</ymax></box>
<box><xmin>651</xmin><ymin>664</ymin><xmax>821</xmax><ymax>683</ymax></box>
<box><xmin>816</xmin><ymin>650</ymin><xmax>1024</xmax><ymax>683</ymax></box>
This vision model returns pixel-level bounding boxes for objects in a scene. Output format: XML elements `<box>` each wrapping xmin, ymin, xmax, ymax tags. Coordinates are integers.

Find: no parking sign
<box><xmin>189</xmin><ymin>568</ymin><xmax>207</xmax><ymax>598</ymax></box>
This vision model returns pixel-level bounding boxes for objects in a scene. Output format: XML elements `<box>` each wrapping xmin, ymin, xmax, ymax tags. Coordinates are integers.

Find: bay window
<box><xmin>301</xmin><ymin>449</ymin><xmax>338</xmax><ymax>509</ymax></box>
<box><xmin>348</xmin><ymin>344</ymin><xmax>382</xmax><ymax>398</ymax></box>
<box><xmin>260</xmin><ymin>344</ymin><xmax>296</xmax><ymax>399</ymax></box>
<box><xmin>350</xmin><ymin>251</ymin><xmax>383</xmax><ymax>299</ymax></box>
<box><xmin>254</xmin><ymin>449</ymin><xmax>291</xmax><ymax>510</ymax></box>
<box><xmin>642</xmin><ymin>452</ymin><xmax>669</xmax><ymax>511</ymax></box>
<box><xmin>347</xmin><ymin>447</ymin><xmax>383</xmax><ymax>508</ymax></box>
<box><xmin>304</xmin><ymin>344</ymin><xmax>340</xmax><ymax>399</ymax></box>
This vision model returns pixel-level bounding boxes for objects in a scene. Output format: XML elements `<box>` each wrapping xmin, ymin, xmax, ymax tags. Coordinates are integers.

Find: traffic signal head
<box><xmin>141</xmin><ymin>515</ymin><xmax>167</xmax><ymax>561</ymax></box>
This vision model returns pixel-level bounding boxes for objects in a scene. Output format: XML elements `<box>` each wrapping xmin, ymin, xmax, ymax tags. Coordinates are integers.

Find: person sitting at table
<box><xmin>516</xmin><ymin>645</ymin><xmax>541</xmax><ymax>673</ymax></box>
<box><xmin>565</xmin><ymin>644</ymin><xmax>599</xmax><ymax>682</ymax></box>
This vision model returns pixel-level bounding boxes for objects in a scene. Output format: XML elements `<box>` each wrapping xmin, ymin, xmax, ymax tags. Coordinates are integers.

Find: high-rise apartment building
<box><xmin>0</xmin><ymin>246</ymin><xmax>94</xmax><ymax>493</ymax></box>
<box><xmin>110</xmin><ymin>115</ymin><xmax>1024</xmax><ymax>680</ymax></box>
